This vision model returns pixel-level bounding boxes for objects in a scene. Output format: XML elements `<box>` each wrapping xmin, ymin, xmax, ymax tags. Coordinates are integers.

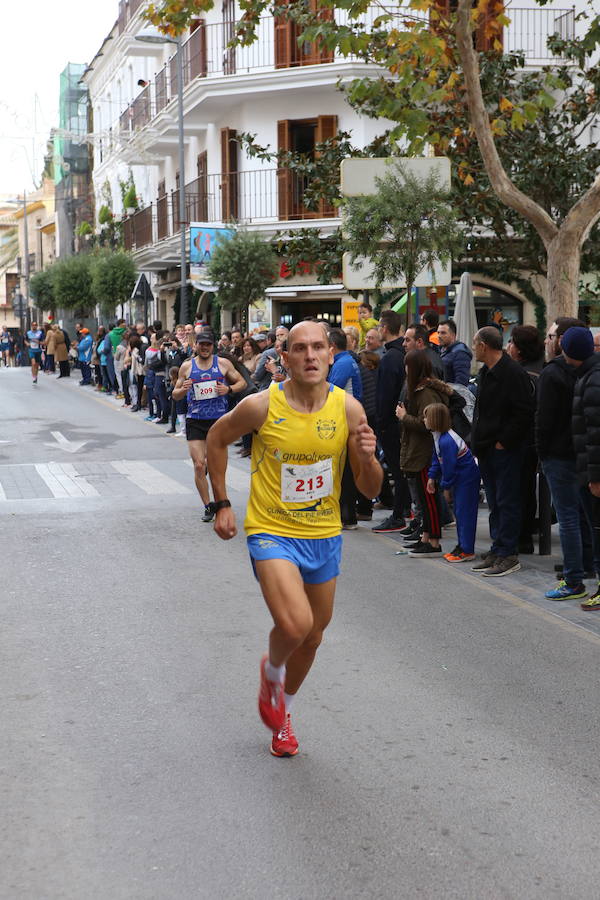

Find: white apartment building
<box><xmin>83</xmin><ymin>0</ymin><xmax>582</xmax><ymax>331</ymax></box>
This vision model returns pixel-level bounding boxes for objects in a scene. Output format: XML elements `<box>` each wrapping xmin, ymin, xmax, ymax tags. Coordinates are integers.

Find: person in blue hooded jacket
<box><xmin>328</xmin><ymin>327</ymin><xmax>363</xmax><ymax>528</ymax></box>
<box><xmin>327</xmin><ymin>328</ymin><xmax>363</xmax><ymax>400</ymax></box>
<box><xmin>438</xmin><ymin>319</ymin><xmax>473</xmax><ymax>386</ymax></box>
<box><xmin>77</xmin><ymin>328</ymin><xmax>93</xmax><ymax>385</ymax></box>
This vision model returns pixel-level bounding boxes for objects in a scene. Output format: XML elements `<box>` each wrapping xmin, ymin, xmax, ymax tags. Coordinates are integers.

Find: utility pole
<box><xmin>22</xmin><ymin>190</ymin><xmax>30</xmax><ymax>327</ymax></box>
<box><xmin>176</xmin><ymin>34</ymin><xmax>188</xmax><ymax>326</ymax></box>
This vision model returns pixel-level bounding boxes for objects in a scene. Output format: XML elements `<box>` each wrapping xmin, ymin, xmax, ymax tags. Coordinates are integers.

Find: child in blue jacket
<box><xmin>425</xmin><ymin>403</ymin><xmax>481</xmax><ymax>563</ymax></box>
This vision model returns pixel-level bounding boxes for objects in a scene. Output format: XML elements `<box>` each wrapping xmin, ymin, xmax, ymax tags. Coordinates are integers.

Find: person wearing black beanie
<box><xmin>568</xmin><ymin>327</ymin><xmax>600</xmax><ymax>610</ymax></box>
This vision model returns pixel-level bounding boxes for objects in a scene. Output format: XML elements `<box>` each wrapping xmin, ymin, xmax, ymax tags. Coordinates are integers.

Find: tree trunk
<box><xmin>455</xmin><ymin>0</ymin><xmax>600</xmax><ymax>323</ymax></box>
<box><xmin>546</xmin><ymin>234</ymin><xmax>581</xmax><ymax>321</ymax></box>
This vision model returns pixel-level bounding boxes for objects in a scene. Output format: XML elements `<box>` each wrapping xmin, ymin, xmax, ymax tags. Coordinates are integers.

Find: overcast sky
<box><xmin>0</xmin><ymin>1</ymin><xmax>119</xmax><ymax>196</ymax></box>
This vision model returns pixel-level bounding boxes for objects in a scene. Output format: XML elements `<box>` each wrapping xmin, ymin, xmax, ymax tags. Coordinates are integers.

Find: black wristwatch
<box><xmin>213</xmin><ymin>499</ymin><xmax>231</xmax><ymax>512</ymax></box>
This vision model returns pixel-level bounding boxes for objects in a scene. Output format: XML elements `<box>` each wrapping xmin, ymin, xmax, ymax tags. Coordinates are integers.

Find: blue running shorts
<box><xmin>247</xmin><ymin>533</ymin><xmax>343</xmax><ymax>585</ymax></box>
<box><xmin>28</xmin><ymin>349</ymin><xmax>42</xmax><ymax>361</ymax></box>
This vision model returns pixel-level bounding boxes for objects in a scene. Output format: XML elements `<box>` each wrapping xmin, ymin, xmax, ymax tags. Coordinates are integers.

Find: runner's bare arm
<box><xmin>345</xmin><ymin>395</ymin><xmax>383</xmax><ymax>499</ymax></box>
<box><xmin>172</xmin><ymin>359</ymin><xmax>193</xmax><ymax>400</ymax></box>
<box><xmin>207</xmin><ymin>392</ymin><xmax>270</xmax><ymax>540</ymax></box>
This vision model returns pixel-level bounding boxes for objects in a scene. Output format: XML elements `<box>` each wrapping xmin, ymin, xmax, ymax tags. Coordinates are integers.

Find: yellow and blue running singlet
<box><xmin>245</xmin><ymin>382</ymin><xmax>349</xmax><ymax>539</ymax></box>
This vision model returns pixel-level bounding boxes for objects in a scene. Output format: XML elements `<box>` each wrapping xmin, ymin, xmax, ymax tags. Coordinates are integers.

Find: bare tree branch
<box><xmin>455</xmin><ymin>0</ymin><xmax>558</xmax><ymax>247</ymax></box>
<box><xmin>561</xmin><ymin>170</ymin><xmax>600</xmax><ymax>246</ymax></box>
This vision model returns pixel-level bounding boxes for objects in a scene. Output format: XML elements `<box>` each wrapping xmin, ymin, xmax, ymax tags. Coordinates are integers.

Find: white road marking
<box><xmin>0</xmin><ymin>479</ymin><xmax>5</xmax><ymax>500</ymax></box>
<box><xmin>49</xmin><ymin>462</ymin><xmax>99</xmax><ymax>497</ymax></box>
<box><xmin>44</xmin><ymin>431</ymin><xmax>88</xmax><ymax>454</ymax></box>
<box><xmin>112</xmin><ymin>460</ymin><xmax>190</xmax><ymax>495</ymax></box>
<box><xmin>185</xmin><ymin>459</ymin><xmax>250</xmax><ymax>494</ymax></box>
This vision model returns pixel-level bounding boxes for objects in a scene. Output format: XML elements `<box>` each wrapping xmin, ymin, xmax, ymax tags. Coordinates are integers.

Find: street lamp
<box><xmin>135</xmin><ymin>32</ymin><xmax>188</xmax><ymax>325</ymax></box>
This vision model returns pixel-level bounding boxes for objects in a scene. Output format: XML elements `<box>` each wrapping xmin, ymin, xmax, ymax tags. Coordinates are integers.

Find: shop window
<box><xmin>279</xmin><ymin>299</ymin><xmax>342</xmax><ymax>326</ymax></box>
<box><xmin>447</xmin><ymin>281</ymin><xmax>522</xmax><ymax>346</ymax></box>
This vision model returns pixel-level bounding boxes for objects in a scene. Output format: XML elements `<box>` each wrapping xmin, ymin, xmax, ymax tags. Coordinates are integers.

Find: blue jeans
<box><xmin>153</xmin><ymin>375</ymin><xmax>167</xmax><ymax>419</ymax></box>
<box><xmin>541</xmin><ymin>457</ymin><xmax>588</xmax><ymax>585</ymax></box>
<box><xmin>578</xmin><ymin>482</ymin><xmax>600</xmax><ymax>578</ymax></box>
<box><xmin>478</xmin><ymin>446</ymin><xmax>525</xmax><ymax>558</ymax></box>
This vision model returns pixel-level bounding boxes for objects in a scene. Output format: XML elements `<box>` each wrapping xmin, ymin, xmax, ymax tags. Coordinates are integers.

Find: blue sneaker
<box><xmin>544</xmin><ymin>580</ymin><xmax>588</xmax><ymax>601</ymax></box>
<box><xmin>144</xmin><ymin>415</ymin><xmax>154</xmax><ymax>421</ymax></box>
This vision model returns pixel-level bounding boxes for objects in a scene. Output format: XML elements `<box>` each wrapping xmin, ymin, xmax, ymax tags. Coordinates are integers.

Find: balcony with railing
<box><xmin>115</xmin><ymin>5</ymin><xmax>575</xmax><ymax>141</ymax></box>
<box><xmin>124</xmin><ymin>168</ymin><xmax>338</xmax><ymax>253</ymax></box>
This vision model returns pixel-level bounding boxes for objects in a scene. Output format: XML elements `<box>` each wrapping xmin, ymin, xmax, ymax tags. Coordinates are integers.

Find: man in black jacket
<box><xmin>470</xmin><ymin>326</ymin><xmax>535</xmax><ymax>577</ymax></box>
<box><xmin>537</xmin><ymin>317</ymin><xmax>592</xmax><ymax>602</ymax></box>
<box><xmin>403</xmin><ymin>324</ymin><xmax>444</xmax><ymax>379</ymax></box>
<box><xmin>566</xmin><ymin>326</ymin><xmax>600</xmax><ymax>610</ymax></box>
<box><xmin>373</xmin><ymin>309</ymin><xmax>411</xmax><ymax>532</ymax></box>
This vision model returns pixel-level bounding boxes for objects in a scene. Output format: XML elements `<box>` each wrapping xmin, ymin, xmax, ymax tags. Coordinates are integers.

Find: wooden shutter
<box><xmin>221</xmin><ymin>128</ymin><xmax>238</xmax><ymax>221</ymax></box>
<box><xmin>312</xmin><ymin>0</ymin><xmax>334</xmax><ymax>64</ymax></box>
<box><xmin>277</xmin><ymin>120</ymin><xmax>293</xmax><ymax>220</ymax></box>
<box><xmin>197</xmin><ymin>151</ymin><xmax>208</xmax><ymax>221</ymax></box>
<box><xmin>316</xmin><ymin>115</ymin><xmax>338</xmax><ymax>217</ymax></box>
<box><xmin>189</xmin><ymin>21</ymin><xmax>207</xmax><ymax>78</ymax></box>
<box><xmin>275</xmin><ymin>1</ymin><xmax>293</xmax><ymax>69</ymax></box>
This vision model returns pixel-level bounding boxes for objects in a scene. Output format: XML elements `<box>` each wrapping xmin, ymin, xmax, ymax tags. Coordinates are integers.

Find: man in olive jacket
<box><xmin>470</xmin><ymin>326</ymin><xmax>535</xmax><ymax>577</ymax></box>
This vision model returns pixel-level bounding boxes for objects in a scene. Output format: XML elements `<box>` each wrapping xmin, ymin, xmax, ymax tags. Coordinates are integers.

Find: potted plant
<box><xmin>98</xmin><ymin>205</ymin><xmax>113</xmax><ymax>230</ymax></box>
<box><xmin>123</xmin><ymin>185</ymin><xmax>138</xmax><ymax>215</ymax></box>
<box><xmin>76</xmin><ymin>221</ymin><xmax>93</xmax><ymax>238</ymax></box>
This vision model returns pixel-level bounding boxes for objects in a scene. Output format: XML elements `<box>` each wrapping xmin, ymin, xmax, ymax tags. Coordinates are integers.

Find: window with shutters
<box><xmin>432</xmin><ymin>0</ymin><xmax>503</xmax><ymax>52</ymax></box>
<box><xmin>188</xmin><ymin>20</ymin><xmax>207</xmax><ymax>79</ymax></box>
<box><xmin>223</xmin><ymin>0</ymin><xmax>236</xmax><ymax>74</ymax></box>
<box><xmin>221</xmin><ymin>128</ymin><xmax>238</xmax><ymax>221</ymax></box>
<box><xmin>196</xmin><ymin>151</ymin><xmax>208</xmax><ymax>222</ymax></box>
<box><xmin>275</xmin><ymin>0</ymin><xmax>334</xmax><ymax>69</ymax></box>
<box><xmin>277</xmin><ymin>116</ymin><xmax>337</xmax><ymax>220</ymax></box>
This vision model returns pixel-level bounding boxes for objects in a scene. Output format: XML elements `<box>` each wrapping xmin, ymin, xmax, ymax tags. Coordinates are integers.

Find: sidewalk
<box><xmin>368</xmin><ymin>504</ymin><xmax>600</xmax><ymax>640</ymax></box>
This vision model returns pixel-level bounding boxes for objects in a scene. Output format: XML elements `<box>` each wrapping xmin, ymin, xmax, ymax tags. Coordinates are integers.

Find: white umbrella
<box><xmin>453</xmin><ymin>271</ymin><xmax>478</xmax><ymax>350</ymax></box>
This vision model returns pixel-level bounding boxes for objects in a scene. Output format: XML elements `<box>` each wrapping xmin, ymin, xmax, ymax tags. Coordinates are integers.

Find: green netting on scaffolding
<box><xmin>54</xmin><ymin>63</ymin><xmax>88</xmax><ymax>186</ymax></box>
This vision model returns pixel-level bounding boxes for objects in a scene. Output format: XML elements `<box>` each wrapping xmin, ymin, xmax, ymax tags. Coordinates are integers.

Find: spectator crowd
<box><xmin>10</xmin><ymin>302</ymin><xmax>600</xmax><ymax>610</ymax></box>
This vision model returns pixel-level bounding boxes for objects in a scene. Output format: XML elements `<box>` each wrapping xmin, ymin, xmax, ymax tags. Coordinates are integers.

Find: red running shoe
<box><xmin>270</xmin><ymin>714</ymin><xmax>299</xmax><ymax>757</ymax></box>
<box><xmin>258</xmin><ymin>655</ymin><xmax>286</xmax><ymax>732</ymax></box>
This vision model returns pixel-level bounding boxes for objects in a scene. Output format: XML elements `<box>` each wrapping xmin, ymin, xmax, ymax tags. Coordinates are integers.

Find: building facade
<box><xmin>83</xmin><ymin>0</ymin><xmax>584</xmax><ymax>332</ymax></box>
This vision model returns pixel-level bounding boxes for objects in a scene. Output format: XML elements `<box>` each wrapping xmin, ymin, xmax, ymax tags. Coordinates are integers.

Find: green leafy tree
<box><xmin>52</xmin><ymin>254</ymin><xmax>94</xmax><ymax>313</ymax></box>
<box><xmin>343</xmin><ymin>163</ymin><xmax>462</xmax><ymax>325</ymax></box>
<box><xmin>206</xmin><ymin>230</ymin><xmax>279</xmax><ymax>314</ymax></box>
<box><xmin>91</xmin><ymin>251</ymin><xmax>137</xmax><ymax>317</ymax></box>
<box><xmin>234</xmin><ymin>0</ymin><xmax>600</xmax><ymax>321</ymax></box>
<box><xmin>29</xmin><ymin>268</ymin><xmax>56</xmax><ymax>312</ymax></box>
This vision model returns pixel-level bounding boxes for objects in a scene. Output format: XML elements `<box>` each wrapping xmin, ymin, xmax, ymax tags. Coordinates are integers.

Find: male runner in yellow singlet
<box><xmin>207</xmin><ymin>322</ymin><xmax>382</xmax><ymax>756</ymax></box>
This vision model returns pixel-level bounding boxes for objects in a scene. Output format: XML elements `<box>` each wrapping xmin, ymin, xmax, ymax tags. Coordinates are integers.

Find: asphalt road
<box><xmin>2</xmin><ymin>366</ymin><xmax>600</xmax><ymax>899</ymax></box>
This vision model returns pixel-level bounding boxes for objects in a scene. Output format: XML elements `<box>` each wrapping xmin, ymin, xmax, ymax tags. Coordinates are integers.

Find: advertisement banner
<box><xmin>189</xmin><ymin>225</ymin><xmax>234</xmax><ymax>285</ymax></box>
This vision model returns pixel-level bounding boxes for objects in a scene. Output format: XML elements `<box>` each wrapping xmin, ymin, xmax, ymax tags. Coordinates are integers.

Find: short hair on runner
<box><xmin>378</xmin><ymin>309</ymin><xmax>402</xmax><ymax>335</ymax></box>
<box><xmin>475</xmin><ymin>326</ymin><xmax>503</xmax><ymax>351</ymax></box>
<box><xmin>287</xmin><ymin>320</ymin><xmax>329</xmax><ymax>349</ymax></box>
<box><xmin>359</xmin><ymin>301</ymin><xmax>373</xmax><ymax>313</ymax></box>
<box><xmin>423</xmin><ymin>402</ymin><xmax>451</xmax><ymax>433</ymax></box>
<box><xmin>439</xmin><ymin>318</ymin><xmax>457</xmax><ymax>335</ymax></box>
<box><xmin>328</xmin><ymin>328</ymin><xmax>348</xmax><ymax>351</ymax></box>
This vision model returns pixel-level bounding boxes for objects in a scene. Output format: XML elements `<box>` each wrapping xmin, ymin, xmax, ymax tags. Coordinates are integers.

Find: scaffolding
<box><xmin>54</xmin><ymin>64</ymin><xmax>93</xmax><ymax>256</ymax></box>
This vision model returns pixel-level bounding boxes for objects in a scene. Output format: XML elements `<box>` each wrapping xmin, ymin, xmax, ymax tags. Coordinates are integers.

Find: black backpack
<box><xmin>448</xmin><ymin>390</ymin><xmax>471</xmax><ymax>443</ymax></box>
